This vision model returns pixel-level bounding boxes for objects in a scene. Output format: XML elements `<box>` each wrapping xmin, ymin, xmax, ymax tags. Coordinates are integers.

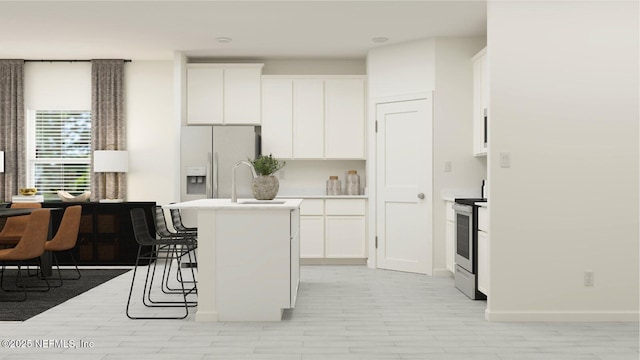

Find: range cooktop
<box><xmin>454</xmin><ymin>198</ymin><xmax>487</xmax><ymax>206</ymax></box>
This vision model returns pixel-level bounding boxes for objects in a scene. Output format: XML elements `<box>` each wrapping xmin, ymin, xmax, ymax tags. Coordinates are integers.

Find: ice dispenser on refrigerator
<box><xmin>186</xmin><ymin>166</ymin><xmax>207</xmax><ymax>195</ymax></box>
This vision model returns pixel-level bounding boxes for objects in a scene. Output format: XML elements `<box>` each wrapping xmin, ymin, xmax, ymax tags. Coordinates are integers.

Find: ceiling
<box><xmin>0</xmin><ymin>1</ymin><xmax>487</xmax><ymax>61</ymax></box>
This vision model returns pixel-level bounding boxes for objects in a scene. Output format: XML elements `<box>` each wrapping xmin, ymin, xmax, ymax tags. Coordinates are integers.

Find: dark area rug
<box><xmin>0</xmin><ymin>269</ymin><xmax>130</xmax><ymax>321</ymax></box>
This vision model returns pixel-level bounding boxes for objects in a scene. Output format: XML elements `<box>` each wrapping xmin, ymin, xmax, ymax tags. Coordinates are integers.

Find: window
<box><xmin>27</xmin><ymin>110</ymin><xmax>92</xmax><ymax>200</ymax></box>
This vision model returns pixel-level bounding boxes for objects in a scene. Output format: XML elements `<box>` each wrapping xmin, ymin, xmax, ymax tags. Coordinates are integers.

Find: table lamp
<box><xmin>93</xmin><ymin>150</ymin><xmax>129</xmax><ymax>202</ymax></box>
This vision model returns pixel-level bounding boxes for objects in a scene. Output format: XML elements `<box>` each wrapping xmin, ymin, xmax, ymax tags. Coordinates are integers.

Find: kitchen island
<box><xmin>165</xmin><ymin>198</ymin><xmax>302</xmax><ymax>321</ymax></box>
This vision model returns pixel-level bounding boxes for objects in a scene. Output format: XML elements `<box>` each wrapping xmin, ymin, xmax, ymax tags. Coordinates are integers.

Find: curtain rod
<box><xmin>24</xmin><ymin>59</ymin><xmax>132</xmax><ymax>63</ymax></box>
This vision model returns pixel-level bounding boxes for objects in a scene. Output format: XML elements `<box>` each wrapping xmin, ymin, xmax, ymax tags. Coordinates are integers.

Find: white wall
<box><xmin>367</xmin><ymin>38</ymin><xmax>435</xmax><ymax>100</ymax></box>
<box><xmin>487</xmin><ymin>1</ymin><xmax>639</xmax><ymax>321</ymax></box>
<box><xmin>432</xmin><ymin>37</ymin><xmax>487</xmax><ymax>274</ymax></box>
<box><xmin>125</xmin><ymin>61</ymin><xmax>177</xmax><ymax>205</ymax></box>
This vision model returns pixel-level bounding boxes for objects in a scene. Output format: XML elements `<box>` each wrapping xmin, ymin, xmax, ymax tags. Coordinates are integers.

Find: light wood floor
<box><xmin>0</xmin><ymin>265</ymin><xmax>637</xmax><ymax>360</ymax></box>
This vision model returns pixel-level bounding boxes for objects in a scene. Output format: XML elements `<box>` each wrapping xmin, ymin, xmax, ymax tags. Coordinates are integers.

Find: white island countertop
<box><xmin>165</xmin><ymin>198</ymin><xmax>303</xmax><ymax>210</ymax></box>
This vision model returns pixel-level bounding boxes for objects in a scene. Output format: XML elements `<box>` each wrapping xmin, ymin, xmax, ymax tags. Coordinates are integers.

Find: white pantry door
<box><xmin>376</xmin><ymin>97</ymin><xmax>432</xmax><ymax>274</ymax></box>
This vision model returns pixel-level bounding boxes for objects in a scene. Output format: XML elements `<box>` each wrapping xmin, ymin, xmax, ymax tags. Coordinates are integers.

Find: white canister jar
<box><xmin>326</xmin><ymin>176</ymin><xmax>341</xmax><ymax>196</ymax></box>
<box><xmin>345</xmin><ymin>170</ymin><xmax>360</xmax><ymax>195</ymax></box>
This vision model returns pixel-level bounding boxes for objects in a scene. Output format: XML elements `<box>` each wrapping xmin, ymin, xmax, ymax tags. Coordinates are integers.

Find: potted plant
<box><xmin>248</xmin><ymin>154</ymin><xmax>286</xmax><ymax>200</ymax></box>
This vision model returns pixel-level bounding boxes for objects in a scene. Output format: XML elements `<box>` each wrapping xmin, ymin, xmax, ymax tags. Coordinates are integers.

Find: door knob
<box><xmin>417</xmin><ymin>193</ymin><xmax>425</xmax><ymax>199</ymax></box>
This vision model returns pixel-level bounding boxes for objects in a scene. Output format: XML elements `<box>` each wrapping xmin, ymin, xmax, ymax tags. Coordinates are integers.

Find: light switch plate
<box><xmin>584</xmin><ymin>270</ymin><xmax>594</xmax><ymax>287</ymax></box>
<box><xmin>500</xmin><ymin>152</ymin><xmax>511</xmax><ymax>168</ymax></box>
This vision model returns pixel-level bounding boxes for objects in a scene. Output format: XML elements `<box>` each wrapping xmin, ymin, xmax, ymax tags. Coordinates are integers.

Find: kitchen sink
<box><xmin>238</xmin><ymin>200</ymin><xmax>286</xmax><ymax>205</ymax></box>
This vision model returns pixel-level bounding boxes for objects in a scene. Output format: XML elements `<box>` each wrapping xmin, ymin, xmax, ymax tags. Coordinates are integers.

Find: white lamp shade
<box><xmin>93</xmin><ymin>150</ymin><xmax>129</xmax><ymax>173</ymax></box>
<box><xmin>0</xmin><ymin>151</ymin><xmax>4</xmax><ymax>173</ymax></box>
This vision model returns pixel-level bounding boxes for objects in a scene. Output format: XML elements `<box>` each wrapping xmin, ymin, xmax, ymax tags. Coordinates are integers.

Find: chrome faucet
<box><xmin>231</xmin><ymin>160</ymin><xmax>258</xmax><ymax>203</ymax></box>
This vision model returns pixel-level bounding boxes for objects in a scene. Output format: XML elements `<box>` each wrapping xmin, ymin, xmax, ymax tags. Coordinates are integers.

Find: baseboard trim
<box><xmin>301</xmin><ymin>258</ymin><xmax>367</xmax><ymax>265</ymax></box>
<box><xmin>432</xmin><ymin>268</ymin><xmax>454</xmax><ymax>277</ymax></box>
<box><xmin>195</xmin><ymin>311</ymin><xmax>218</xmax><ymax>322</ymax></box>
<box><xmin>486</xmin><ymin>309</ymin><xmax>640</xmax><ymax>322</ymax></box>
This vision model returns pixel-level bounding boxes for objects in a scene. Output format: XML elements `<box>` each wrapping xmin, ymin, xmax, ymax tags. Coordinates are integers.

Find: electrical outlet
<box><xmin>444</xmin><ymin>161</ymin><xmax>452</xmax><ymax>173</ymax></box>
<box><xmin>584</xmin><ymin>270</ymin><xmax>594</xmax><ymax>287</ymax></box>
<box><xmin>278</xmin><ymin>170</ymin><xmax>285</xmax><ymax>180</ymax></box>
<box><xmin>500</xmin><ymin>152</ymin><xmax>511</xmax><ymax>168</ymax></box>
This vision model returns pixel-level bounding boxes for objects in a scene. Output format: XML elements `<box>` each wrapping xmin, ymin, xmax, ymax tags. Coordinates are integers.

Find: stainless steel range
<box><xmin>453</xmin><ymin>198</ymin><xmax>486</xmax><ymax>300</ymax></box>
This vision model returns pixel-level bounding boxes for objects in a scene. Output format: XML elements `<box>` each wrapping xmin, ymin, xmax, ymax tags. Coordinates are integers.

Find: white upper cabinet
<box><xmin>324</xmin><ymin>79</ymin><xmax>365</xmax><ymax>159</ymax></box>
<box><xmin>293</xmin><ymin>79</ymin><xmax>325</xmax><ymax>159</ymax></box>
<box><xmin>260</xmin><ymin>75</ymin><xmax>366</xmax><ymax>160</ymax></box>
<box><xmin>472</xmin><ymin>48</ymin><xmax>488</xmax><ymax>156</ymax></box>
<box><xmin>186</xmin><ymin>64</ymin><xmax>263</xmax><ymax>125</ymax></box>
<box><xmin>261</xmin><ymin>78</ymin><xmax>293</xmax><ymax>158</ymax></box>
<box><xmin>224</xmin><ymin>67</ymin><xmax>263</xmax><ymax>125</ymax></box>
<box><xmin>187</xmin><ymin>66</ymin><xmax>224</xmax><ymax>125</ymax></box>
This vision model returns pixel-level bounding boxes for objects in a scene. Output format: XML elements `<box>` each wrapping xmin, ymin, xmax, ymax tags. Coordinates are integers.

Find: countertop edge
<box><xmin>276</xmin><ymin>195</ymin><xmax>368</xmax><ymax>199</ymax></box>
<box><xmin>164</xmin><ymin>198</ymin><xmax>304</xmax><ymax>210</ymax></box>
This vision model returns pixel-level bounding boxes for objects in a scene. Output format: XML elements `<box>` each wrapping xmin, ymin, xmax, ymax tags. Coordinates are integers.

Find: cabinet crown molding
<box><xmin>471</xmin><ymin>47</ymin><xmax>487</xmax><ymax>62</ymax></box>
<box><xmin>261</xmin><ymin>75</ymin><xmax>365</xmax><ymax>80</ymax></box>
<box><xmin>187</xmin><ymin>63</ymin><xmax>264</xmax><ymax>69</ymax></box>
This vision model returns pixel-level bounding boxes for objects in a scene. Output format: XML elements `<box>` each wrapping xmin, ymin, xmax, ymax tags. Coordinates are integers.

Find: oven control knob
<box><xmin>417</xmin><ymin>193</ymin><xmax>425</xmax><ymax>199</ymax></box>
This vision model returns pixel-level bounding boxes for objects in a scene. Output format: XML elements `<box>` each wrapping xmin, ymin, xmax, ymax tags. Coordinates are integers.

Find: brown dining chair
<box><xmin>0</xmin><ymin>209</ymin><xmax>51</xmax><ymax>301</ymax></box>
<box><xmin>0</xmin><ymin>202</ymin><xmax>43</xmax><ymax>247</ymax></box>
<box><xmin>44</xmin><ymin>205</ymin><xmax>82</xmax><ymax>286</ymax></box>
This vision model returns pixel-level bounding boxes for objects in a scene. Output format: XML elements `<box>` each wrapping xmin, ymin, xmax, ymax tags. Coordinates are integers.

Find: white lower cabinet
<box><xmin>300</xmin><ymin>216</ymin><xmax>324</xmax><ymax>258</ymax></box>
<box><xmin>477</xmin><ymin>206</ymin><xmax>489</xmax><ymax>296</ymax></box>
<box><xmin>325</xmin><ymin>216</ymin><xmax>366</xmax><ymax>258</ymax></box>
<box><xmin>477</xmin><ymin>230</ymin><xmax>489</xmax><ymax>296</ymax></box>
<box><xmin>446</xmin><ymin>221</ymin><xmax>455</xmax><ymax>273</ymax></box>
<box><xmin>445</xmin><ymin>201</ymin><xmax>456</xmax><ymax>273</ymax></box>
<box><xmin>290</xmin><ymin>209</ymin><xmax>300</xmax><ymax>307</ymax></box>
<box><xmin>298</xmin><ymin>198</ymin><xmax>367</xmax><ymax>259</ymax></box>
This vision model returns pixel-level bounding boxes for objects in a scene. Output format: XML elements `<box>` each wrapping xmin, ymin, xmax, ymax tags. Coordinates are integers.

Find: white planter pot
<box><xmin>251</xmin><ymin>175</ymin><xmax>279</xmax><ymax>200</ymax></box>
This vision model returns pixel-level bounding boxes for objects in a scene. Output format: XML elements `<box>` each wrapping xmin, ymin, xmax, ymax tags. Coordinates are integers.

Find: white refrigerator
<box><xmin>180</xmin><ymin>126</ymin><xmax>260</xmax><ymax>223</ymax></box>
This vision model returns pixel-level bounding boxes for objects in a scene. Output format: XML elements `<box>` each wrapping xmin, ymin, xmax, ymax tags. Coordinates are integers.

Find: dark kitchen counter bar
<box><xmin>40</xmin><ymin>201</ymin><xmax>156</xmax><ymax>265</ymax></box>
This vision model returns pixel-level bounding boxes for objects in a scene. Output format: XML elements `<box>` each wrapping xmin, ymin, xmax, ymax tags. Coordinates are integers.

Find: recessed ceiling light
<box><xmin>216</xmin><ymin>37</ymin><xmax>233</xmax><ymax>43</ymax></box>
<box><xmin>371</xmin><ymin>37</ymin><xmax>389</xmax><ymax>44</ymax></box>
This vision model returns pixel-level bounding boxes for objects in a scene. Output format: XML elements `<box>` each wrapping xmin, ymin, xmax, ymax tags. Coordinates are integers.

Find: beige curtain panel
<box><xmin>0</xmin><ymin>59</ymin><xmax>26</xmax><ymax>202</ymax></box>
<box><xmin>91</xmin><ymin>59</ymin><xmax>126</xmax><ymax>201</ymax></box>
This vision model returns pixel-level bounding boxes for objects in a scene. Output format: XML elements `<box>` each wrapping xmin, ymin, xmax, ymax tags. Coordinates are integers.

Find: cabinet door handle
<box><xmin>417</xmin><ymin>193</ymin><xmax>425</xmax><ymax>199</ymax></box>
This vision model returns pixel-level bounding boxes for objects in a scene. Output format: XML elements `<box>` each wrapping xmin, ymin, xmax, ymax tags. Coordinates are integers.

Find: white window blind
<box><xmin>27</xmin><ymin>110</ymin><xmax>92</xmax><ymax>200</ymax></box>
